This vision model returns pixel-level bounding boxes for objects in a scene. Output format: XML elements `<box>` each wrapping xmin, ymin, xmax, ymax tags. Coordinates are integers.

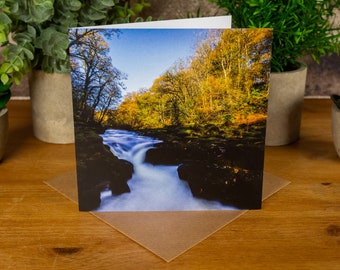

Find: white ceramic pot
<box><xmin>265</xmin><ymin>65</ymin><xmax>307</xmax><ymax>146</ymax></box>
<box><xmin>29</xmin><ymin>70</ymin><xmax>74</xmax><ymax>144</ymax></box>
<box><xmin>332</xmin><ymin>102</ymin><xmax>340</xmax><ymax>158</ymax></box>
<box><xmin>0</xmin><ymin>107</ymin><xmax>9</xmax><ymax>161</ymax></box>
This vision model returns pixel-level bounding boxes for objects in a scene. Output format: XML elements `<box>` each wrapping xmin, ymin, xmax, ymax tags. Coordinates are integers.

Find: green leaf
<box><xmin>22</xmin><ymin>46</ymin><xmax>34</xmax><ymax>60</ymax></box>
<box><xmin>100</xmin><ymin>0</ymin><xmax>116</xmax><ymax>7</ymax></box>
<box><xmin>0</xmin><ymin>63</ymin><xmax>14</xmax><ymax>74</ymax></box>
<box><xmin>0</xmin><ymin>74</ymin><xmax>10</xmax><ymax>85</ymax></box>
<box><xmin>210</xmin><ymin>0</ymin><xmax>340</xmax><ymax>71</ymax></box>
<box><xmin>0</xmin><ymin>12</ymin><xmax>11</xmax><ymax>43</ymax></box>
<box><xmin>0</xmin><ymin>12</ymin><xmax>11</xmax><ymax>25</ymax></box>
<box><xmin>0</xmin><ymin>31</ymin><xmax>8</xmax><ymax>44</ymax></box>
<box><xmin>27</xmin><ymin>25</ymin><xmax>37</xmax><ymax>39</ymax></box>
<box><xmin>132</xmin><ymin>3</ymin><xmax>144</xmax><ymax>13</ymax></box>
<box><xmin>27</xmin><ymin>0</ymin><xmax>54</xmax><ymax>23</ymax></box>
<box><xmin>12</xmin><ymin>71</ymin><xmax>23</xmax><ymax>85</ymax></box>
<box><xmin>67</xmin><ymin>0</ymin><xmax>82</xmax><ymax>11</ymax></box>
<box><xmin>36</xmin><ymin>27</ymin><xmax>69</xmax><ymax>59</ymax></box>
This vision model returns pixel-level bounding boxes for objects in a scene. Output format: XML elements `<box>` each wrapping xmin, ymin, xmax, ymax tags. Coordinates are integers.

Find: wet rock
<box><xmin>74</xmin><ymin>123</ymin><xmax>133</xmax><ymax>211</ymax></box>
<box><xmin>178</xmin><ymin>161</ymin><xmax>262</xmax><ymax>209</ymax></box>
<box><xmin>144</xmin><ymin>141</ymin><xmax>186</xmax><ymax>165</ymax></box>
<box><xmin>78</xmin><ymin>188</ymin><xmax>101</xmax><ymax>211</ymax></box>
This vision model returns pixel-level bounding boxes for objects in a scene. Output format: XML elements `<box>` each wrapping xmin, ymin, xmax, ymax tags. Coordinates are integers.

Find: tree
<box><xmin>69</xmin><ymin>28</ymin><xmax>126</xmax><ymax>122</ymax></box>
<box><xmin>113</xmin><ymin>28</ymin><xmax>272</xmax><ymax>136</ymax></box>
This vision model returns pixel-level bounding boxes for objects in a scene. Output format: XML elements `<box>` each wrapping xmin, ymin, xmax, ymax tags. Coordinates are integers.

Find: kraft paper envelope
<box><xmin>46</xmin><ymin>171</ymin><xmax>289</xmax><ymax>262</ymax></box>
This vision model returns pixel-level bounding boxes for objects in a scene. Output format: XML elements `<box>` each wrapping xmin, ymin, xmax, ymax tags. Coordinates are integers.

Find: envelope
<box><xmin>45</xmin><ymin>171</ymin><xmax>289</xmax><ymax>262</ymax></box>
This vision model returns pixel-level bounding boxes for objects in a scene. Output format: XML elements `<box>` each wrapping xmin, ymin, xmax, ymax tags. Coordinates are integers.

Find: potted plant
<box><xmin>0</xmin><ymin>75</ymin><xmax>11</xmax><ymax>161</ymax></box>
<box><xmin>331</xmin><ymin>94</ymin><xmax>340</xmax><ymax>157</ymax></box>
<box><xmin>209</xmin><ymin>0</ymin><xmax>340</xmax><ymax>145</ymax></box>
<box><xmin>0</xmin><ymin>0</ymin><xmax>150</xmax><ymax>144</ymax></box>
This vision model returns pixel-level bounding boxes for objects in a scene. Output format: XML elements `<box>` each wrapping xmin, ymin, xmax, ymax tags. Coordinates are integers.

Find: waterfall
<box><xmin>96</xmin><ymin>129</ymin><xmax>235</xmax><ymax>211</ymax></box>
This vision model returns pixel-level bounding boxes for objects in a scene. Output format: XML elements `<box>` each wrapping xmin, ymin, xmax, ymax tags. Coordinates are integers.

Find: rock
<box><xmin>178</xmin><ymin>161</ymin><xmax>262</xmax><ymax>209</ymax></box>
<box><xmin>128</xmin><ymin>126</ymin><xmax>265</xmax><ymax>209</ymax></box>
<box><xmin>78</xmin><ymin>188</ymin><xmax>101</xmax><ymax>211</ymax></box>
<box><xmin>222</xmin><ymin>145</ymin><xmax>264</xmax><ymax>170</ymax></box>
<box><xmin>144</xmin><ymin>141</ymin><xmax>186</xmax><ymax>165</ymax></box>
<box><xmin>178</xmin><ymin>162</ymin><xmax>234</xmax><ymax>201</ymax></box>
<box><xmin>74</xmin><ymin>123</ymin><xmax>133</xmax><ymax>210</ymax></box>
<box><xmin>109</xmin><ymin>160</ymin><xmax>133</xmax><ymax>195</ymax></box>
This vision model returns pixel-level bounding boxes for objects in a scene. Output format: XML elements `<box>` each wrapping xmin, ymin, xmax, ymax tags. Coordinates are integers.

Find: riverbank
<box><xmin>142</xmin><ymin>124</ymin><xmax>266</xmax><ymax>209</ymax></box>
<box><xmin>74</xmin><ymin>118</ymin><xmax>266</xmax><ymax>210</ymax></box>
<box><xmin>74</xmin><ymin>120</ymin><xmax>134</xmax><ymax>211</ymax></box>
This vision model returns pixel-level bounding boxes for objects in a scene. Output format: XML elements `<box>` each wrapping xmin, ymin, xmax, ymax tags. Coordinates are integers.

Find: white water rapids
<box><xmin>96</xmin><ymin>129</ymin><xmax>235</xmax><ymax>211</ymax></box>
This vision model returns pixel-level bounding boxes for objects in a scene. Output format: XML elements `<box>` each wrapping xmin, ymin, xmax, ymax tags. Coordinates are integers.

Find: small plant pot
<box><xmin>265</xmin><ymin>64</ymin><xmax>307</xmax><ymax>146</ymax></box>
<box><xmin>0</xmin><ymin>108</ymin><xmax>9</xmax><ymax>161</ymax></box>
<box><xmin>331</xmin><ymin>95</ymin><xmax>340</xmax><ymax>158</ymax></box>
<box><xmin>29</xmin><ymin>70</ymin><xmax>74</xmax><ymax>144</ymax></box>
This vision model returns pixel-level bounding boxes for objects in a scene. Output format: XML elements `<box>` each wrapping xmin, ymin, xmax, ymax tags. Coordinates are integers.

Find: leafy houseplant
<box><xmin>209</xmin><ymin>0</ymin><xmax>340</xmax><ymax>145</ymax></box>
<box><xmin>0</xmin><ymin>52</ymin><xmax>12</xmax><ymax>159</ymax></box>
<box><xmin>0</xmin><ymin>0</ymin><xmax>150</xmax><ymax>143</ymax></box>
<box><xmin>0</xmin><ymin>73</ymin><xmax>10</xmax><ymax>161</ymax></box>
<box><xmin>0</xmin><ymin>0</ymin><xmax>151</xmax><ymax>83</ymax></box>
<box><xmin>208</xmin><ymin>0</ymin><xmax>340</xmax><ymax>72</ymax></box>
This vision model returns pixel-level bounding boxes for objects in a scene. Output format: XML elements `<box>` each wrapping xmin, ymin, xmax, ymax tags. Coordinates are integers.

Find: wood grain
<box><xmin>1</xmin><ymin>99</ymin><xmax>339</xmax><ymax>269</ymax></box>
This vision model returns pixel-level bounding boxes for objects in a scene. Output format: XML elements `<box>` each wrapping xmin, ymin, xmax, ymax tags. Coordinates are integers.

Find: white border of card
<box><xmin>75</xmin><ymin>16</ymin><xmax>232</xmax><ymax>29</ymax></box>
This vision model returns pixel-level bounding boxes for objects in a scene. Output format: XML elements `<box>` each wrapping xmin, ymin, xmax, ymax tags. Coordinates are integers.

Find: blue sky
<box><xmin>106</xmin><ymin>29</ymin><xmax>210</xmax><ymax>95</ymax></box>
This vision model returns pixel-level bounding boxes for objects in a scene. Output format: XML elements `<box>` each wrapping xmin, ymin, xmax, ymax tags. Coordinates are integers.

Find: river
<box><xmin>96</xmin><ymin>129</ymin><xmax>235</xmax><ymax>211</ymax></box>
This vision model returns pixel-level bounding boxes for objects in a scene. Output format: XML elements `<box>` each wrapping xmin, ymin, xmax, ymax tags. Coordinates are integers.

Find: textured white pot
<box><xmin>29</xmin><ymin>70</ymin><xmax>74</xmax><ymax>144</ymax></box>
<box><xmin>265</xmin><ymin>65</ymin><xmax>307</xmax><ymax>146</ymax></box>
<box><xmin>332</xmin><ymin>102</ymin><xmax>340</xmax><ymax>158</ymax></box>
<box><xmin>0</xmin><ymin>108</ymin><xmax>9</xmax><ymax>161</ymax></box>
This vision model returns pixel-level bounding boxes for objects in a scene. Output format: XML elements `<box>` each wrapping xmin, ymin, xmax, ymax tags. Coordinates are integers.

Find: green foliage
<box><xmin>0</xmin><ymin>80</ymin><xmax>11</xmax><ymax>109</ymax></box>
<box><xmin>0</xmin><ymin>0</ymin><xmax>151</xmax><ymax>85</ymax></box>
<box><xmin>209</xmin><ymin>0</ymin><xmax>340</xmax><ymax>72</ymax></box>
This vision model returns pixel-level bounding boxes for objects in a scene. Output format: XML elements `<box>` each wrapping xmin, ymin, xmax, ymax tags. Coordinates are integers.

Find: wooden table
<box><xmin>1</xmin><ymin>99</ymin><xmax>339</xmax><ymax>269</ymax></box>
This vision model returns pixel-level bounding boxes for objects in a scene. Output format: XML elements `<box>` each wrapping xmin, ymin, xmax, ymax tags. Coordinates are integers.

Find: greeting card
<box><xmin>68</xmin><ymin>17</ymin><xmax>273</xmax><ymax>212</ymax></box>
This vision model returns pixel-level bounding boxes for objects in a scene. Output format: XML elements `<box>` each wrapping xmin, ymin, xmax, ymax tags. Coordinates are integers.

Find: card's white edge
<box><xmin>70</xmin><ymin>16</ymin><xmax>231</xmax><ymax>30</ymax></box>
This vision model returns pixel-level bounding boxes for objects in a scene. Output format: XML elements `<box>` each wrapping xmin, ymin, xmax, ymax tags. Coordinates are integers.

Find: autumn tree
<box><xmin>113</xmin><ymin>28</ymin><xmax>272</xmax><ymax>136</ymax></box>
<box><xmin>189</xmin><ymin>28</ymin><xmax>273</xmax><ymax>127</ymax></box>
<box><xmin>69</xmin><ymin>28</ymin><xmax>126</xmax><ymax>122</ymax></box>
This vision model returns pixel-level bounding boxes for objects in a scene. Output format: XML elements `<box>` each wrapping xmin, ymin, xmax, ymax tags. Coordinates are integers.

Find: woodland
<box><xmin>70</xmin><ymin>28</ymin><xmax>272</xmax><ymax>139</ymax></box>
<box><xmin>69</xmin><ymin>28</ymin><xmax>273</xmax><ymax>210</ymax></box>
